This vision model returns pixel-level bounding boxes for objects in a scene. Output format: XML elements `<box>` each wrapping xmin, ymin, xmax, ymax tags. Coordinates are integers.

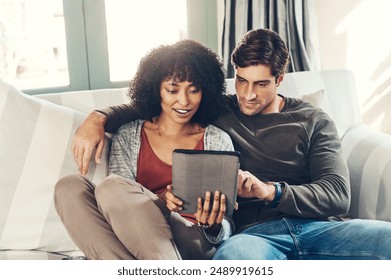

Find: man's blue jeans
<box><xmin>213</xmin><ymin>218</ymin><xmax>391</xmax><ymax>260</ymax></box>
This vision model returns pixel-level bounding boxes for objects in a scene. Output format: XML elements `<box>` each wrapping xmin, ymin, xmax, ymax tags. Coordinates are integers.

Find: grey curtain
<box><xmin>222</xmin><ymin>0</ymin><xmax>320</xmax><ymax>77</ymax></box>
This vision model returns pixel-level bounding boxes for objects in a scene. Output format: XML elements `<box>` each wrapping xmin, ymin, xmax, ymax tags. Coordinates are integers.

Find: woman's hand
<box><xmin>159</xmin><ymin>185</ymin><xmax>184</xmax><ymax>211</ymax></box>
<box><xmin>194</xmin><ymin>190</ymin><xmax>226</xmax><ymax>229</ymax></box>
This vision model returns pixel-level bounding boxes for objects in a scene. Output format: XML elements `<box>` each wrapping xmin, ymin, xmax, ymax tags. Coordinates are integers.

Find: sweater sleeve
<box><xmin>277</xmin><ymin>110</ymin><xmax>351</xmax><ymax>218</ymax></box>
<box><xmin>96</xmin><ymin>103</ymin><xmax>140</xmax><ymax>133</ymax></box>
<box><xmin>204</xmin><ymin>125</ymin><xmax>235</xmax><ymax>152</ymax></box>
<box><xmin>109</xmin><ymin>121</ymin><xmax>143</xmax><ymax>181</ymax></box>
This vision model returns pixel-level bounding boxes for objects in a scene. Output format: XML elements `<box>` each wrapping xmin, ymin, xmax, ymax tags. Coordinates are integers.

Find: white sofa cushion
<box><xmin>0</xmin><ymin>79</ymin><xmax>109</xmax><ymax>258</ymax></box>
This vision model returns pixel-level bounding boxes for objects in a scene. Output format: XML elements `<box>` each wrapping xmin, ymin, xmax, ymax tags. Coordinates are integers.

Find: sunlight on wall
<box><xmin>318</xmin><ymin>0</ymin><xmax>391</xmax><ymax>134</ymax></box>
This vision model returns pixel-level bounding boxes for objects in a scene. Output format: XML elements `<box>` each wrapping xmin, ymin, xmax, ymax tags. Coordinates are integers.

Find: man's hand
<box><xmin>71</xmin><ymin>111</ymin><xmax>107</xmax><ymax>175</ymax></box>
<box><xmin>237</xmin><ymin>169</ymin><xmax>276</xmax><ymax>201</ymax></box>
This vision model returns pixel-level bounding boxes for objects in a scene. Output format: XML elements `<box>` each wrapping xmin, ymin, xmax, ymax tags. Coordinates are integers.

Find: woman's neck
<box><xmin>143</xmin><ymin>116</ymin><xmax>205</xmax><ymax>165</ymax></box>
<box><xmin>153</xmin><ymin>116</ymin><xmax>201</xmax><ymax>137</ymax></box>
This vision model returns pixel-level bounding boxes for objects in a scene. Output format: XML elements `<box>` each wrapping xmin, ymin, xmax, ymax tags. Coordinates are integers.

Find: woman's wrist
<box><xmin>203</xmin><ymin>223</ymin><xmax>222</xmax><ymax>236</ymax></box>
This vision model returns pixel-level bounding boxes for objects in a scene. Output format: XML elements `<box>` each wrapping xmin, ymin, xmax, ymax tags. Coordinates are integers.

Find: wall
<box><xmin>315</xmin><ymin>0</ymin><xmax>391</xmax><ymax>134</ymax></box>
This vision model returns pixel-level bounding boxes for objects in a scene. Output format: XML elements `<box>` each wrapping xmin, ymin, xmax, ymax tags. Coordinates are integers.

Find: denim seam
<box><xmin>281</xmin><ymin>218</ymin><xmax>303</xmax><ymax>258</ymax></box>
<box><xmin>299</xmin><ymin>249</ymin><xmax>387</xmax><ymax>260</ymax></box>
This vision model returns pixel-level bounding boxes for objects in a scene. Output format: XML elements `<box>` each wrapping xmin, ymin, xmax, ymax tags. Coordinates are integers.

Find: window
<box><xmin>0</xmin><ymin>0</ymin><xmax>68</xmax><ymax>90</ymax></box>
<box><xmin>0</xmin><ymin>0</ymin><xmax>218</xmax><ymax>95</ymax></box>
<box><xmin>105</xmin><ymin>0</ymin><xmax>187</xmax><ymax>82</ymax></box>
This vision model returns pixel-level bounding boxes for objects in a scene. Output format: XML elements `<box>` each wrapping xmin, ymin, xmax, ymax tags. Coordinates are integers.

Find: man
<box><xmin>72</xmin><ymin>28</ymin><xmax>391</xmax><ymax>259</ymax></box>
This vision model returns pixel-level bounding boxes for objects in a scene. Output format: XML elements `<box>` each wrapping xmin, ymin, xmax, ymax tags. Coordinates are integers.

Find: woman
<box><xmin>54</xmin><ymin>40</ymin><xmax>234</xmax><ymax>260</ymax></box>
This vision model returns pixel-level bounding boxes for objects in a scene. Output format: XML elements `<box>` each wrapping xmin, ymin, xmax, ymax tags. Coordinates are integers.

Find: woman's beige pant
<box><xmin>54</xmin><ymin>174</ymin><xmax>217</xmax><ymax>260</ymax></box>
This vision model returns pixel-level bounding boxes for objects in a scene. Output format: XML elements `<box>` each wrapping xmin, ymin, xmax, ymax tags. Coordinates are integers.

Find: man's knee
<box><xmin>214</xmin><ymin>234</ymin><xmax>283</xmax><ymax>260</ymax></box>
<box><xmin>214</xmin><ymin>234</ymin><xmax>255</xmax><ymax>260</ymax></box>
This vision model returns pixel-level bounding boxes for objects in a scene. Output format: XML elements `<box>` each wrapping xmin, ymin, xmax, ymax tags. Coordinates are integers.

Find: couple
<box><xmin>56</xmin><ymin>28</ymin><xmax>391</xmax><ymax>260</ymax></box>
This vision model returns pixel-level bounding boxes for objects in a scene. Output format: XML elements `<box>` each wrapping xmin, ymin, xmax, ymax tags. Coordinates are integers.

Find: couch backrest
<box><xmin>226</xmin><ymin>69</ymin><xmax>361</xmax><ymax>138</ymax></box>
<box><xmin>37</xmin><ymin>87</ymin><xmax>130</xmax><ymax>114</ymax></box>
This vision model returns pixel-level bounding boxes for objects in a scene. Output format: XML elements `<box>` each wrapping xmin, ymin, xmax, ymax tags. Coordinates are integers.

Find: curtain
<box><xmin>221</xmin><ymin>0</ymin><xmax>321</xmax><ymax>77</ymax></box>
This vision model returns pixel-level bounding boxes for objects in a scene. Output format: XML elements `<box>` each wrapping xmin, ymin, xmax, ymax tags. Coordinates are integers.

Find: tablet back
<box><xmin>172</xmin><ymin>149</ymin><xmax>240</xmax><ymax>217</ymax></box>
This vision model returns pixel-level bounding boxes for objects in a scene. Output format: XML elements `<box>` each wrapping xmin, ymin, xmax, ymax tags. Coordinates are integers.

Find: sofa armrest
<box><xmin>341</xmin><ymin>124</ymin><xmax>391</xmax><ymax>221</ymax></box>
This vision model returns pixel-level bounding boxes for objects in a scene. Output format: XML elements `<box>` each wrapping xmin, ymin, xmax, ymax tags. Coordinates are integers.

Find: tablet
<box><xmin>172</xmin><ymin>149</ymin><xmax>240</xmax><ymax>217</ymax></box>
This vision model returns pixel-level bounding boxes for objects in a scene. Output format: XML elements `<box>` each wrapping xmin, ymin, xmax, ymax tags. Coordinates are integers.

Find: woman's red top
<box><xmin>137</xmin><ymin>127</ymin><xmax>204</xmax><ymax>223</ymax></box>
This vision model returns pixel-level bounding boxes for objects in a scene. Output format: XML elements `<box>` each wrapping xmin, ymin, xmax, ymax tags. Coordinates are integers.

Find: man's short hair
<box><xmin>231</xmin><ymin>28</ymin><xmax>290</xmax><ymax>78</ymax></box>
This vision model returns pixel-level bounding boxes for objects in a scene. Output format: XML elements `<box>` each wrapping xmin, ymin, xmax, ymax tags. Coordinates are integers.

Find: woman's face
<box><xmin>159</xmin><ymin>78</ymin><xmax>202</xmax><ymax>124</ymax></box>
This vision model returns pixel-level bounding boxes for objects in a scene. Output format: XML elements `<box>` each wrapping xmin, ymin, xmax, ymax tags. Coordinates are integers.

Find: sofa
<box><xmin>1</xmin><ymin>69</ymin><xmax>391</xmax><ymax>260</ymax></box>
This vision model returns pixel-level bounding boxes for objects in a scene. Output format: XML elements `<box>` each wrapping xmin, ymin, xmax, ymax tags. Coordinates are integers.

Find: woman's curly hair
<box><xmin>128</xmin><ymin>39</ymin><xmax>227</xmax><ymax>127</ymax></box>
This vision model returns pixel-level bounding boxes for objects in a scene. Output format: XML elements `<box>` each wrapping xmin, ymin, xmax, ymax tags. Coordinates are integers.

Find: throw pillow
<box><xmin>299</xmin><ymin>89</ymin><xmax>333</xmax><ymax>118</ymax></box>
<box><xmin>0</xmin><ymin>79</ymin><xmax>108</xmax><ymax>258</ymax></box>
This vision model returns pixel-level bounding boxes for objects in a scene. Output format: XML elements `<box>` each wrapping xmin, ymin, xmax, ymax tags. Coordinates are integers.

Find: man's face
<box><xmin>235</xmin><ymin>64</ymin><xmax>284</xmax><ymax>116</ymax></box>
